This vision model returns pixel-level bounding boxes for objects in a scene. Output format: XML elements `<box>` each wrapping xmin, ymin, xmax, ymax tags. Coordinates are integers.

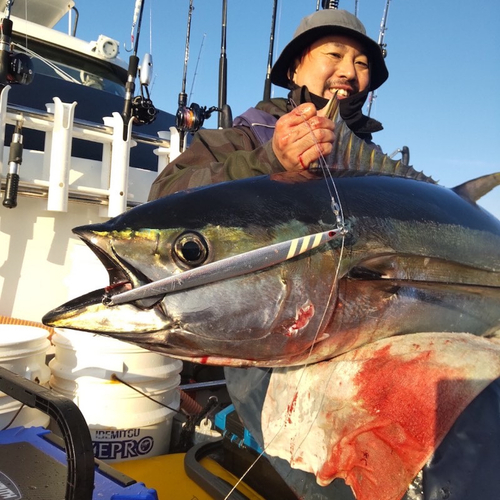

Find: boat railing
<box><xmin>0</xmin><ymin>85</ymin><xmax>180</xmax><ymax>217</ymax></box>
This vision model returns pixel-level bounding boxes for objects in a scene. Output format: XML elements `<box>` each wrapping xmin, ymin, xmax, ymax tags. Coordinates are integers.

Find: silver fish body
<box><xmin>43</xmin><ymin>171</ymin><xmax>500</xmax><ymax>366</ymax></box>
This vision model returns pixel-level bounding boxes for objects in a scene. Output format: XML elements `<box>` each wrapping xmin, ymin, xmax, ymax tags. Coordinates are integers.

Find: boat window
<box><xmin>12</xmin><ymin>35</ymin><xmax>127</xmax><ymax>97</ymax></box>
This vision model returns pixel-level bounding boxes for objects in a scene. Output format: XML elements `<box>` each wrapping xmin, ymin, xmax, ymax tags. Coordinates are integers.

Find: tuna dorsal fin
<box><xmin>453</xmin><ymin>172</ymin><xmax>500</xmax><ymax>202</ymax></box>
<box><xmin>312</xmin><ymin>95</ymin><xmax>436</xmax><ymax>183</ymax></box>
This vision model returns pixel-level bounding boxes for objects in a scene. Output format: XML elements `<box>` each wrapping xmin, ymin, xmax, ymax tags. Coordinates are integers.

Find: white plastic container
<box><xmin>0</xmin><ymin>325</ymin><xmax>51</xmax><ymax>429</ymax></box>
<box><xmin>49</xmin><ymin>329</ymin><xmax>182</xmax><ymax>462</ymax></box>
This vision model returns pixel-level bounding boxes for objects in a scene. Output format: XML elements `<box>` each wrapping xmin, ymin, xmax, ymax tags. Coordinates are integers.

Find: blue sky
<box><xmin>63</xmin><ymin>0</ymin><xmax>499</xmax><ymax>217</ymax></box>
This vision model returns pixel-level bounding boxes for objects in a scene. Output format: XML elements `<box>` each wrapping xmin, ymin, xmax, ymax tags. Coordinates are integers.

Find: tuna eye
<box><xmin>173</xmin><ymin>232</ymin><xmax>208</xmax><ymax>266</ymax></box>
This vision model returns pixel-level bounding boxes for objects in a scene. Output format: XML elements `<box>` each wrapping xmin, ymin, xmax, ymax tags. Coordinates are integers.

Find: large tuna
<box><xmin>43</xmin><ymin>170</ymin><xmax>500</xmax><ymax>366</ymax></box>
<box><xmin>42</xmin><ymin>118</ymin><xmax>500</xmax><ymax>500</ymax></box>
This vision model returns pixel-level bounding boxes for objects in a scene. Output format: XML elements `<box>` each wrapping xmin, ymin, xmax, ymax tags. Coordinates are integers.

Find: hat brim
<box><xmin>270</xmin><ymin>25</ymin><xmax>389</xmax><ymax>91</ymax></box>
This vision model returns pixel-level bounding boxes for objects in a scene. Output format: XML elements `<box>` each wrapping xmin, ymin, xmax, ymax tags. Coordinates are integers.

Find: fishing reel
<box><xmin>176</xmin><ymin>102</ymin><xmax>218</xmax><ymax>134</ymax></box>
<box><xmin>3</xmin><ymin>52</ymin><xmax>34</xmax><ymax>85</ymax></box>
<box><xmin>0</xmin><ymin>16</ymin><xmax>34</xmax><ymax>87</ymax></box>
<box><xmin>130</xmin><ymin>53</ymin><xmax>158</xmax><ymax>126</ymax></box>
<box><xmin>131</xmin><ymin>83</ymin><xmax>158</xmax><ymax>126</ymax></box>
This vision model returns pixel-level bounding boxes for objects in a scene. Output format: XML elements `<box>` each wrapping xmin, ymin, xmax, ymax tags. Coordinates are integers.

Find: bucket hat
<box><xmin>271</xmin><ymin>9</ymin><xmax>388</xmax><ymax>91</ymax></box>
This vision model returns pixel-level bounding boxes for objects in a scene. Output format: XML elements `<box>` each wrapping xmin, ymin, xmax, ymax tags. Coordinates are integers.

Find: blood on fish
<box><xmin>104</xmin><ymin>281</ymin><xmax>131</xmax><ymax>293</ymax></box>
<box><xmin>317</xmin><ymin>341</ymin><xmax>470</xmax><ymax>497</ymax></box>
<box><xmin>287</xmin><ymin>303</ymin><xmax>315</xmax><ymax>336</ymax></box>
<box><xmin>353</xmin><ymin>344</ymin><xmax>462</xmax><ymax>449</ymax></box>
<box><xmin>286</xmin><ymin>392</ymin><xmax>299</xmax><ymax>425</ymax></box>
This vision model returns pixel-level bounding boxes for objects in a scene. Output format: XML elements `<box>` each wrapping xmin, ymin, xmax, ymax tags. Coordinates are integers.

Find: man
<box><xmin>148</xmin><ymin>9</ymin><xmax>393</xmax><ymax>500</ymax></box>
<box><xmin>149</xmin><ymin>9</ymin><xmax>500</xmax><ymax>500</ymax></box>
<box><xmin>148</xmin><ymin>8</ymin><xmax>388</xmax><ymax>200</ymax></box>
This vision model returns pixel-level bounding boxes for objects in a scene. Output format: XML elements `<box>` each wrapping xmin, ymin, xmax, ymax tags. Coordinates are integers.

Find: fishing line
<box><xmin>111</xmin><ymin>373</ymin><xmax>183</xmax><ymax>414</ymax></box>
<box><xmin>13</xmin><ymin>43</ymin><xmax>80</xmax><ymax>83</ymax></box>
<box><xmin>149</xmin><ymin>0</ymin><xmax>153</xmax><ymax>54</ymax></box>
<box><xmin>257</xmin><ymin>97</ymin><xmax>348</xmax><ymax>464</ymax></box>
<box><xmin>188</xmin><ymin>33</ymin><xmax>206</xmax><ymax>104</ymax></box>
<box><xmin>226</xmin><ymin>98</ymin><xmax>350</xmax><ymax>496</ymax></box>
<box><xmin>1</xmin><ymin>403</ymin><xmax>25</xmax><ymax>431</ymax></box>
<box><xmin>223</xmin><ymin>445</ymin><xmax>273</xmax><ymax>500</ymax></box>
<box><xmin>290</xmin><ymin>95</ymin><xmax>346</xmax><ymax>230</ymax></box>
<box><xmin>289</xmin><ymin>94</ymin><xmax>348</xmax><ymax>365</ymax></box>
<box><xmin>128</xmin><ymin>0</ymin><xmax>144</xmax><ymax>52</ymax></box>
<box><xmin>222</xmin><ymin>392</ymin><xmax>295</xmax><ymax>500</ymax></box>
<box><xmin>22</xmin><ymin>0</ymin><xmax>28</xmax><ymax>49</ymax></box>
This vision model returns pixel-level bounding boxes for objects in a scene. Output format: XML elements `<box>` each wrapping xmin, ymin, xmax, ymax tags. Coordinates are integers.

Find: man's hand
<box><xmin>272</xmin><ymin>102</ymin><xmax>335</xmax><ymax>171</ymax></box>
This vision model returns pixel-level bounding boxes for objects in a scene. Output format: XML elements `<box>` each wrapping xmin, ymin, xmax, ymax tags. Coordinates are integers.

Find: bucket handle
<box><xmin>0</xmin><ymin>366</ymin><xmax>94</xmax><ymax>500</ymax></box>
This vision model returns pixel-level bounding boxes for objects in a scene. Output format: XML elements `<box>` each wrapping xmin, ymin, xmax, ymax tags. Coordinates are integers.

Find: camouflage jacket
<box><xmin>148</xmin><ymin>98</ymin><xmax>288</xmax><ymax>200</ymax></box>
<box><xmin>148</xmin><ymin>86</ymin><xmax>383</xmax><ymax>200</ymax></box>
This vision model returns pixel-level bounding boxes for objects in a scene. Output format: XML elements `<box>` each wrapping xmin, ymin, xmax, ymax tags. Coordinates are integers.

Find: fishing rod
<box><xmin>121</xmin><ymin>0</ymin><xmax>157</xmax><ymax>140</ymax></box>
<box><xmin>176</xmin><ymin>0</ymin><xmax>193</xmax><ymax>151</ymax></box>
<box><xmin>121</xmin><ymin>0</ymin><xmax>145</xmax><ymax>137</ymax></box>
<box><xmin>217</xmin><ymin>0</ymin><xmax>232</xmax><ymax>129</ymax></box>
<box><xmin>321</xmin><ymin>0</ymin><xmax>340</xmax><ymax>9</ymax></box>
<box><xmin>263</xmin><ymin>0</ymin><xmax>278</xmax><ymax>101</ymax></box>
<box><xmin>188</xmin><ymin>33</ymin><xmax>206</xmax><ymax>104</ymax></box>
<box><xmin>176</xmin><ymin>1</ymin><xmax>217</xmax><ymax>148</ymax></box>
<box><xmin>176</xmin><ymin>0</ymin><xmax>228</xmax><ymax>147</ymax></box>
<box><xmin>1</xmin><ymin>0</ymin><xmax>33</xmax><ymax>209</ymax></box>
<box><xmin>367</xmin><ymin>0</ymin><xmax>391</xmax><ymax>116</ymax></box>
<box><xmin>3</xmin><ymin>120</ymin><xmax>23</xmax><ymax>208</ymax></box>
<box><xmin>317</xmin><ymin>0</ymin><xmax>357</xmax><ymax>16</ymax></box>
<box><xmin>0</xmin><ymin>0</ymin><xmax>14</xmax><ymax>87</ymax></box>
<box><xmin>0</xmin><ymin>0</ymin><xmax>33</xmax><ymax>87</ymax></box>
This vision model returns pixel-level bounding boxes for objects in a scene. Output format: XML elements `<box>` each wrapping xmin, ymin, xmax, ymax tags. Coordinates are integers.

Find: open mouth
<box><xmin>332</xmin><ymin>88</ymin><xmax>350</xmax><ymax>98</ymax></box>
<box><xmin>78</xmin><ymin>233</ymin><xmax>163</xmax><ymax>309</ymax></box>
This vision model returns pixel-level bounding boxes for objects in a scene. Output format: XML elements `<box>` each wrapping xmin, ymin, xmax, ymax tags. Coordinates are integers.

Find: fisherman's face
<box><xmin>291</xmin><ymin>35</ymin><xmax>370</xmax><ymax>100</ymax></box>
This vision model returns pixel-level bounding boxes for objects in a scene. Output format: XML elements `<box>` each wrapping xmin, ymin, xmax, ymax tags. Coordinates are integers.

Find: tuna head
<box><xmin>43</xmin><ymin>172</ymin><xmax>500</xmax><ymax>366</ymax></box>
<box><xmin>43</xmin><ymin>173</ymin><xmax>344</xmax><ymax>366</ymax></box>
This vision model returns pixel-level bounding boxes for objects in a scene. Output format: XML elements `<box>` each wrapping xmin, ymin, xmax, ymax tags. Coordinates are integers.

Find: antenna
<box><xmin>263</xmin><ymin>0</ymin><xmax>278</xmax><ymax>101</ymax></box>
<box><xmin>367</xmin><ymin>0</ymin><xmax>391</xmax><ymax>116</ymax></box>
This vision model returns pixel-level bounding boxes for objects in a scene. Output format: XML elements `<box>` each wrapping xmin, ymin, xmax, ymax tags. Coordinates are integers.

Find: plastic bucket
<box><xmin>0</xmin><ymin>325</ymin><xmax>51</xmax><ymax>429</ymax></box>
<box><xmin>49</xmin><ymin>329</ymin><xmax>182</xmax><ymax>462</ymax></box>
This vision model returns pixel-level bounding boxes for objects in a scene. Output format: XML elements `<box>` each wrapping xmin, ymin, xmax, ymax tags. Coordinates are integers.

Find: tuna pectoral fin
<box><xmin>261</xmin><ymin>332</ymin><xmax>500</xmax><ymax>500</ymax></box>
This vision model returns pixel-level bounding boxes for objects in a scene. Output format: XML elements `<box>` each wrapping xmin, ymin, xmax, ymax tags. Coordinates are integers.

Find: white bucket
<box><xmin>49</xmin><ymin>329</ymin><xmax>182</xmax><ymax>462</ymax></box>
<box><xmin>0</xmin><ymin>325</ymin><xmax>51</xmax><ymax>429</ymax></box>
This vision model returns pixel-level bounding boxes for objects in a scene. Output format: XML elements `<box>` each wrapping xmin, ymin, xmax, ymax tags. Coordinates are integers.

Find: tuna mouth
<box><xmin>80</xmin><ymin>234</ymin><xmax>162</xmax><ymax>310</ymax></box>
<box><xmin>42</xmin><ymin>233</ymin><xmax>169</xmax><ymax>331</ymax></box>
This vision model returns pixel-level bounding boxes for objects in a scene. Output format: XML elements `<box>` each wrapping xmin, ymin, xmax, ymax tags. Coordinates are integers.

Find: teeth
<box><xmin>332</xmin><ymin>89</ymin><xmax>349</xmax><ymax>97</ymax></box>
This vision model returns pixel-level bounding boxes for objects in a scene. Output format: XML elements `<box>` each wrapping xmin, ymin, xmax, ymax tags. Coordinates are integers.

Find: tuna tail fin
<box><xmin>313</xmin><ymin>95</ymin><xmax>436</xmax><ymax>183</ymax></box>
<box><xmin>453</xmin><ymin>172</ymin><xmax>500</xmax><ymax>202</ymax></box>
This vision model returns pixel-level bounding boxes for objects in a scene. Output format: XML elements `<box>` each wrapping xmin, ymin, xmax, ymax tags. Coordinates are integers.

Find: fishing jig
<box><xmin>104</xmin><ymin>227</ymin><xmax>344</xmax><ymax>306</ymax></box>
